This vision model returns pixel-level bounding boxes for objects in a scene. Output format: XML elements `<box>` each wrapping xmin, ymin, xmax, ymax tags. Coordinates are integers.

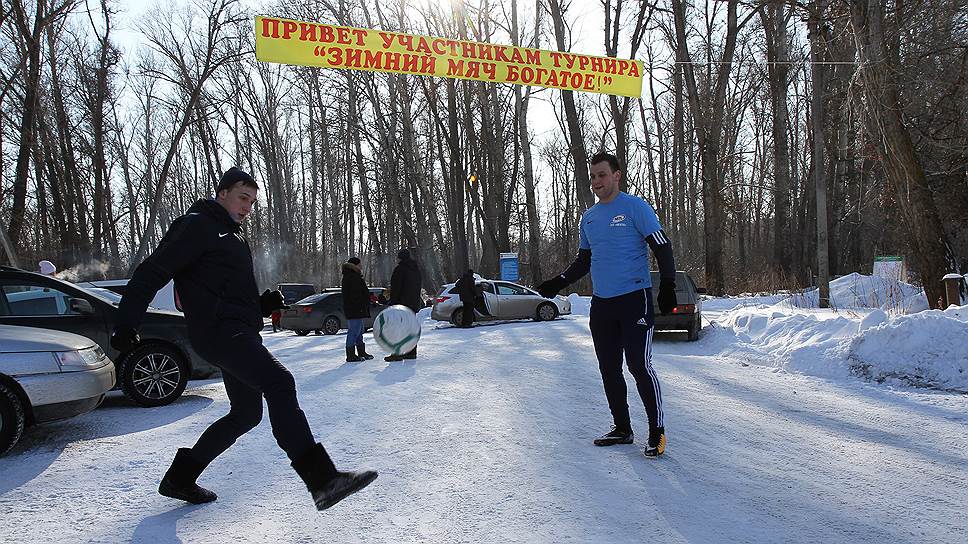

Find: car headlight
<box><xmin>56</xmin><ymin>346</ymin><xmax>108</xmax><ymax>371</ymax></box>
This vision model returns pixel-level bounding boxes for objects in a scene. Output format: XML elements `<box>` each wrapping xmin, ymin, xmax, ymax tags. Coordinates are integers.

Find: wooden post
<box><xmin>809</xmin><ymin>1</ymin><xmax>830</xmax><ymax>308</ymax></box>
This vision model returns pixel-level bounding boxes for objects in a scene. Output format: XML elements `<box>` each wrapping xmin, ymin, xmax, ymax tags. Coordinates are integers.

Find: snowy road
<box><xmin>2</xmin><ymin>310</ymin><xmax>966</xmax><ymax>543</ymax></box>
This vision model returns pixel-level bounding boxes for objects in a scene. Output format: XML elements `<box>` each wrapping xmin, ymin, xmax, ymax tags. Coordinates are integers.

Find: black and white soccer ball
<box><xmin>373</xmin><ymin>305</ymin><xmax>421</xmax><ymax>355</ymax></box>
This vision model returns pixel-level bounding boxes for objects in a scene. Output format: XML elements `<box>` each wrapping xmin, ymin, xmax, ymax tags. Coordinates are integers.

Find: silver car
<box><xmin>0</xmin><ymin>324</ymin><xmax>116</xmax><ymax>456</ymax></box>
<box><xmin>431</xmin><ymin>279</ymin><xmax>571</xmax><ymax>326</ymax></box>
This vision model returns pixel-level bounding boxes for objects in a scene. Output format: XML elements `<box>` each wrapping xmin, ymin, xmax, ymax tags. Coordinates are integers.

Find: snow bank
<box><xmin>780</xmin><ymin>272</ymin><xmax>929</xmax><ymax>314</ymax></box>
<box><xmin>712</xmin><ymin>302</ymin><xmax>968</xmax><ymax>392</ymax></box>
<box><xmin>848</xmin><ymin>304</ymin><xmax>968</xmax><ymax>390</ymax></box>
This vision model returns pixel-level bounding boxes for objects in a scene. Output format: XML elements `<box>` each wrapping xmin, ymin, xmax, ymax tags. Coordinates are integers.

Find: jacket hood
<box><xmin>398</xmin><ymin>257</ymin><xmax>418</xmax><ymax>271</ymax></box>
<box><xmin>186</xmin><ymin>198</ymin><xmax>240</xmax><ymax>231</ymax></box>
<box><xmin>342</xmin><ymin>262</ymin><xmax>362</xmax><ymax>275</ymax></box>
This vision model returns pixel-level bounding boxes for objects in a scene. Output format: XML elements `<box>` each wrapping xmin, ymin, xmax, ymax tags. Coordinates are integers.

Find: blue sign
<box><xmin>499</xmin><ymin>253</ymin><xmax>519</xmax><ymax>282</ymax></box>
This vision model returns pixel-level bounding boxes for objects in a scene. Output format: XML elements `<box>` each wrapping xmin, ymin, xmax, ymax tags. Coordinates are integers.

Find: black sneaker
<box><xmin>593</xmin><ymin>426</ymin><xmax>633</xmax><ymax>446</ymax></box>
<box><xmin>644</xmin><ymin>427</ymin><xmax>666</xmax><ymax>458</ymax></box>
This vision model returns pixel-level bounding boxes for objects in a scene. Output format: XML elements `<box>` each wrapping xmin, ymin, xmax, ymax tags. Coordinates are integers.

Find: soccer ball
<box><xmin>372</xmin><ymin>305</ymin><xmax>421</xmax><ymax>355</ymax></box>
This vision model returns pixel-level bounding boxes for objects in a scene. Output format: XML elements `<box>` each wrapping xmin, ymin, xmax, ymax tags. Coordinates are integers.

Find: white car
<box><xmin>77</xmin><ymin>279</ymin><xmax>181</xmax><ymax>312</ymax></box>
<box><xmin>0</xmin><ymin>324</ymin><xmax>116</xmax><ymax>455</ymax></box>
<box><xmin>431</xmin><ymin>278</ymin><xmax>571</xmax><ymax>327</ymax></box>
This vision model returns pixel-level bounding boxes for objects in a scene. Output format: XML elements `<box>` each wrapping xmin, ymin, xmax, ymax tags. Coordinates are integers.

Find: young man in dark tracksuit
<box><xmin>538</xmin><ymin>152</ymin><xmax>678</xmax><ymax>458</ymax></box>
<box><xmin>112</xmin><ymin>167</ymin><xmax>377</xmax><ymax>510</ymax></box>
<box><xmin>341</xmin><ymin>257</ymin><xmax>373</xmax><ymax>362</ymax></box>
<box><xmin>454</xmin><ymin>269</ymin><xmax>476</xmax><ymax>328</ymax></box>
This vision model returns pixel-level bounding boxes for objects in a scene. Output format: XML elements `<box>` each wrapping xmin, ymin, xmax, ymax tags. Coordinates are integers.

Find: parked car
<box><xmin>0</xmin><ymin>324</ymin><xmax>116</xmax><ymax>456</ymax></box>
<box><xmin>0</xmin><ymin>266</ymin><xmax>216</xmax><ymax>407</ymax></box>
<box><xmin>431</xmin><ymin>278</ymin><xmax>572</xmax><ymax>326</ymax></box>
<box><xmin>280</xmin><ymin>288</ymin><xmax>387</xmax><ymax>335</ymax></box>
<box><xmin>277</xmin><ymin>283</ymin><xmax>316</xmax><ymax>305</ymax></box>
<box><xmin>650</xmin><ymin>270</ymin><xmax>704</xmax><ymax>341</ymax></box>
<box><xmin>77</xmin><ymin>279</ymin><xmax>181</xmax><ymax>312</ymax></box>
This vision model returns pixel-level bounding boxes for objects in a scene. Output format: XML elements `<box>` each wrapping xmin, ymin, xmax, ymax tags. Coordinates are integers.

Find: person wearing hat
<box><xmin>341</xmin><ymin>256</ymin><xmax>373</xmax><ymax>362</ymax></box>
<box><xmin>386</xmin><ymin>248</ymin><xmax>422</xmax><ymax>361</ymax></box>
<box><xmin>111</xmin><ymin>166</ymin><xmax>377</xmax><ymax>510</ymax></box>
<box><xmin>37</xmin><ymin>260</ymin><xmax>56</xmax><ymax>275</ymax></box>
<box><xmin>453</xmin><ymin>269</ymin><xmax>477</xmax><ymax>328</ymax></box>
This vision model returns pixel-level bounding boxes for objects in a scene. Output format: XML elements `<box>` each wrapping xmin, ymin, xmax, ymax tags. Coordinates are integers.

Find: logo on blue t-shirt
<box><xmin>579</xmin><ymin>192</ymin><xmax>663</xmax><ymax>297</ymax></box>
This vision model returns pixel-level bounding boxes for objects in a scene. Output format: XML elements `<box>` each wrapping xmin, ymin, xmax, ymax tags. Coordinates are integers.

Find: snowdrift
<box><xmin>712</xmin><ymin>303</ymin><xmax>968</xmax><ymax>392</ymax></box>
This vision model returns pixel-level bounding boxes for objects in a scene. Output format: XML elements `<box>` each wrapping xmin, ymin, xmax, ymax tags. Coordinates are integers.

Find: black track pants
<box><xmin>189</xmin><ymin>328</ymin><xmax>320</xmax><ymax>466</ymax></box>
<box><xmin>588</xmin><ymin>289</ymin><xmax>664</xmax><ymax>431</ymax></box>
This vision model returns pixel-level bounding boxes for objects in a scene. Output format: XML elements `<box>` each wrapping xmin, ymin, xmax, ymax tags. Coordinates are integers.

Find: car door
<box><xmin>0</xmin><ymin>279</ymin><xmax>110</xmax><ymax>351</ymax></box>
<box><xmin>473</xmin><ymin>281</ymin><xmax>498</xmax><ymax>318</ymax></box>
<box><xmin>494</xmin><ymin>282</ymin><xmax>533</xmax><ymax>318</ymax></box>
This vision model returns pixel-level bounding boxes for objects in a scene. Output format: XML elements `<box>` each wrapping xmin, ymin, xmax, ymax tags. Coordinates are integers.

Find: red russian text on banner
<box><xmin>255</xmin><ymin>15</ymin><xmax>643</xmax><ymax>98</ymax></box>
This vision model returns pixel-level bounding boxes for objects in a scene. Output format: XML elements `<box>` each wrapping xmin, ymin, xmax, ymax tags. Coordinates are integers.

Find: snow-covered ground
<box><xmin>2</xmin><ymin>275</ymin><xmax>967</xmax><ymax>543</ymax></box>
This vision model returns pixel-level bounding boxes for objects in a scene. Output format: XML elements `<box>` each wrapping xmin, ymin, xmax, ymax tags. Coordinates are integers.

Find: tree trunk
<box><xmin>847</xmin><ymin>0</ymin><xmax>955</xmax><ymax>308</ymax></box>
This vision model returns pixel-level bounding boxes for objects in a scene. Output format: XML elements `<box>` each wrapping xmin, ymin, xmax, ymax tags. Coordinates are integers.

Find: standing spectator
<box><xmin>386</xmin><ymin>248</ymin><xmax>422</xmax><ymax>361</ymax></box>
<box><xmin>270</xmin><ymin>309</ymin><xmax>282</xmax><ymax>333</ymax></box>
<box><xmin>37</xmin><ymin>260</ymin><xmax>56</xmax><ymax>275</ymax></box>
<box><xmin>454</xmin><ymin>269</ymin><xmax>477</xmax><ymax>328</ymax></box>
<box><xmin>341</xmin><ymin>257</ymin><xmax>374</xmax><ymax>361</ymax></box>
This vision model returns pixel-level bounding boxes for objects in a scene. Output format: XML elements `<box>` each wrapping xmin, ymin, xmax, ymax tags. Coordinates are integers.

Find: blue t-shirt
<box><xmin>579</xmin><ymin>192</ymin><xmax>663</xmax><ymax>298</ymax></box>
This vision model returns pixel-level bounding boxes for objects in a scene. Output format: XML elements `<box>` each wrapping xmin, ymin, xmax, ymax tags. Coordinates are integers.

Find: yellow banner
<box><xmin>255</xmin><ymin>16</ymin><xmax>643</xmax><ymax>98</ymax></box>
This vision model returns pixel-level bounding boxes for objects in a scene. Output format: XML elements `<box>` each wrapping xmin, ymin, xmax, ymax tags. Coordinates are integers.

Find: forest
<box><xmin>1</xmin><ymin>0</ymin><xmax>965</xmax><ymax>306</ymax></box>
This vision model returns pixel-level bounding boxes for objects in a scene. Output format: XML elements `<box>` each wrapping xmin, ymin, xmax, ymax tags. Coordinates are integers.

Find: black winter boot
<box><xmin>346</xmin><ymin>346</ymin><xmax>363</xmax><ymax>362</ymax></box>
<box><xmin>158</xmin><ymin>448</ymin><xmax>217</xmax><ymax>504</ymax></box>
<box><xmin>402</xmin><ymin>346</ymin><xmax>417</xmax><ymax>360</ymax></box>
<box><xmin>291</xmin><ymin>443</ymin><xmax>378</xmax><ymax>511</ymax></box>
<box><xmin>356</xmin><ymin>344</ymin><xmax>374</xmax><ymax>360</ymax></box>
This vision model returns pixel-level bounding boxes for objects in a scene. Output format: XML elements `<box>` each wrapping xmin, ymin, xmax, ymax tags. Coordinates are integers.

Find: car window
<box><xmin>496</xmin><ymin>283</ymin><xmax>526</xmax><ymax>296</ymax></box>
<box><xmin>1</xmin><ymin>285</ymin><xmax>78</xmax><ymax>316</ymax></box>
<box><xmin>479</xmin><ymin>282</ymin><xmax>495</xmax><ymax>294</ymax></box>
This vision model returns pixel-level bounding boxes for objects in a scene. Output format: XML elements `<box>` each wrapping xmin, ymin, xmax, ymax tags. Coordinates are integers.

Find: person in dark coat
<box><xmin>341</xmin><ymin>257</ymin><xmax>373</xmax><ymax>361</ymax></box>
<box><xmin>386</xmin><ymin>248</ymin><xmax>422</xmax><ymax>361</ymax></box>
<box><xmin>111</xmin><ymin>167</ymin><xmax>377</xmax><ymax>510</ymax></box>
<box><xmin>454</xmin><ymin>269</ymin><xmax>477</xmax><ymax>328</ymax></box>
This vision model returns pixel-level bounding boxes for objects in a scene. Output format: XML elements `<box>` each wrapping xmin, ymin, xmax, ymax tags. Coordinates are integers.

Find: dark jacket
<box><xmin>389</xmin><ymin>257</ymin><xmax>422</xmax><ymax>313</ymax></box>
<box><xmin>341</xmin><ymin>262</ymin><xmax>371</xmax><ymax>319</ymax></box>
<box><xmin>455</xmin><ymin>272</ymin><xmax>476</xmax><ymax>304</ymax></box>
<box><xmin>116</xmin><ymin>198</ymin><xmax>262</xmax><ymax>349</ymax></box>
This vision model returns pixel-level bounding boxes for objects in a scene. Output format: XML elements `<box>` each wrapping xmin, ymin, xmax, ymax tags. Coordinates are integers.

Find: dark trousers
<box><xmin>588</xmin><ymin>289</ymin><xmax>664</xmax><ymax>431</ymax></box>
<box><xmin>460</xmin><ymin>302</ymin><xmax>475</xmax><ymax>327</ymax></box>
<box><xmin>189</xmin><ymin>329</ymin><xmax>318</xmax><ymax>466</ymax></box>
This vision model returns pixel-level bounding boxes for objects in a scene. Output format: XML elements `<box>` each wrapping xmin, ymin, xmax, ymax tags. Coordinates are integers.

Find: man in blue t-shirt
<box><xmin>538</xmin><ymin>152</ymin><xmax>678</xmax><ymax>458</ymax></box>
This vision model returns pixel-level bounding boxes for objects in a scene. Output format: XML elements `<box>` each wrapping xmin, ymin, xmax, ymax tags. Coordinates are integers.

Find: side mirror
<box><xmin>697</xmin><ymin>287</ymin><xmax>707</xmax><ymax>295</ymax></box>
<box><xmin>70</xmin><ymin>298</ymin><xmax>94</xmax><ymax>315</ymax></box>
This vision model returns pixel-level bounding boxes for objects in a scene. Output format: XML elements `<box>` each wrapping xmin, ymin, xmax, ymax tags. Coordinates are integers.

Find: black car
<box><xmin>650</xmin><ymin>270</ymin><xmax>704</xmax><ymax>341</ymax></box>
<box><xmin>0</xmin><ymin>266</ymin><xmax>216</xmax><ymax>406</ymax></box>
<box><xmin>277</xmin><ymin>283</ymin><xmax>316</xmax><ymax>305</ymax></box>
<box><xmin>280</xmin><ymin>288</ymin><xmax>387</xmax><ymax>335</ymax></box>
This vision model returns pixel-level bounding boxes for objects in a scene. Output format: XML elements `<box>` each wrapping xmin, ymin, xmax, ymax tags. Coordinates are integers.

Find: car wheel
<box><xmin>0</xmin><ymin>383</ymin><xmax>25</xmax><ymax>456</ymax></box>
<box><xmin>687</xmin><ymin>315</ymin><xmax>701</xmax><ymax>342</ymax></box>
<box><xmin>295</xmin><ymin>330</ymin><xmax>310</xmax><ymax>336</ymax></box>
<box><xmin>120</xmin><ymin>343</ymin><xmax>189</xmax><ymax>407</ymax></box>
<box><xmin>323</xmin><ymin>316</ymin><xmax>341</xmax><ymax>335</ymax></box>
<box><xmin>450</xmin><ymin>312</ymin><xmax>464</xmax><ymax>327</ymax></box>
<box><xmin>536</xmin><ymin>302</ymin><xmax>559</xmax><ymax>322</ymax></box>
